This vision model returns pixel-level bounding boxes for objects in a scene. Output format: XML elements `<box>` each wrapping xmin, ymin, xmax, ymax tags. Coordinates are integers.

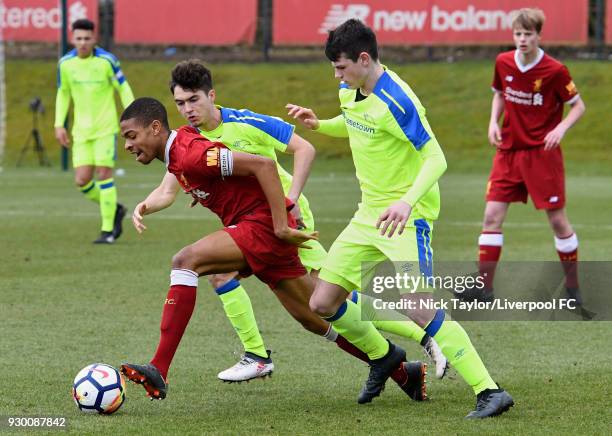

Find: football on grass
<box><xmin>72</xmin><ymin>363</ymin><xmax>126</xmax><ymax>414</ymax></box>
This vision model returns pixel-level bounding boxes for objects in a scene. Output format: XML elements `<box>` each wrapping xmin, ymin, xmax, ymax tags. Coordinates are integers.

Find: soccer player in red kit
<box><xmin>474</xmin><ymin>8</ymin><xmax>586</xmax><ymax>302</ymax></box>
<box><xmin>117</xmin><ymin>97</ymin><xmax>425</xmax><ymax>401</ymax></box>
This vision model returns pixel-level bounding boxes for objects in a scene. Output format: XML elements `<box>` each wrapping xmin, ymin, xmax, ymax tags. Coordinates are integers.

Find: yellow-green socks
<box><xmin>349</xmin><ymin>291</ymin><xmax>427</xmax><ymax>343</ymax></box>
<box><xmin>425</xmin><ymin>309</ymin><xmax>498</xmax><ymax>394</ymax></box>
<box><xmin>324</xmin><ymin>299</ymin><xmax>389</xmax><ymax>360</ymax></box>
<box><xmin>98</xmin><ymin>178</ymin><xmax>117</xmax><ymax>232</ymax></box>
<box><xmin>79</xmin><ymin>180</ymin><xmax>100</xmax><ymax>203</ymax></box>
<box><xmin>215</xmin><ymin>279</ymin><xmax>267</xmax><ymax>359</ymax></box>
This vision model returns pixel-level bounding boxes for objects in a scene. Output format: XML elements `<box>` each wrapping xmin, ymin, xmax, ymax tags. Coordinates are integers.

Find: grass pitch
<box><xmin>5</xmin><ymin>59</ymin><xmax>611</xmax><ymax>172</ymax></box>
<box><xmin>0</xmin><ymin>162</ymin><xmax>610</xmax><ymax>435</ymax></box>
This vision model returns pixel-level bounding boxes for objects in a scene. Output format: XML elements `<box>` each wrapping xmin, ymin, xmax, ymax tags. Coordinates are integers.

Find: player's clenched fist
<box><xmin>132</xmin><ymin>201</ymin><xmax>148</xmax><ymax>233</ymax></box>
<box><xmin>286</xmin><ymin>104</ymin><xmax>320</xmax><ymax>130</ymax></box>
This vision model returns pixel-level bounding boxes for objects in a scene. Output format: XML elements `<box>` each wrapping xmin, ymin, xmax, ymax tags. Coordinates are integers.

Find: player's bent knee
<box><xmin>171</xmin><ymin>247</ymin><xmax>198</xmax><ymax>270</ymax></box>
<box><xmin>309</xmin><ymin>297</ymin><xmax>333</xmax><ymax>318</ymax></box>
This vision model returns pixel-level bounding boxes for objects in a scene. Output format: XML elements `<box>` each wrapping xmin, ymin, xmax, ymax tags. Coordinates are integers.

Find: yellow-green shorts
<box><xmin>72</xmin><ymin>134</ymin><xmax>117</xmax><ymax>168</ymax></box>
<box><xmin>298</xmin><ymin>238</ymin><xmax>328</xmax><ymax>272</ymax></box>
<box><xmin>293</xmin><ymin>188</ymin><xmax>327</xmax><ymax>272</ymax></box>
<box><xmin>319</xmin><ymin>205</ymin><xmax>434</xmax><ymax>293</ymax></box>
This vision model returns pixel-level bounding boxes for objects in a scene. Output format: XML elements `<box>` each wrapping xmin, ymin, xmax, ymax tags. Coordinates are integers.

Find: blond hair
<box><xmin>512</xmin><ymin>8</ymin><xmax>546</xmax><ymax>33</ymax></box>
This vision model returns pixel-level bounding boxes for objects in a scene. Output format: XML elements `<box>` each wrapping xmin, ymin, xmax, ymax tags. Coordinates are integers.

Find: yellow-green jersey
<box><xmin>316</xmin><ymin>67</ymin><xmax>446</xmax><ymax>221</ymax></box>
<box><xmin>198</xmin><ymin>106</ymin><xmax>317</xmax><ymax>230</ymax></box>
<box><xmin>55</xmin><ymin>47</ymin><xmax>134</xmax><ymax>142</ymax></box>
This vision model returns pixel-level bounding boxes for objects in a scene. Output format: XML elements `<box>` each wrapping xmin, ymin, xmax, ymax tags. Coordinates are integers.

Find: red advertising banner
<box><xmin>115</xmin><ymin>0</ymin><xmax>257</xmax><ymax>45</ymax></box>
<box><xmin>606</xmin><ymin>0</ymin><xmax>612</xmax><ymax>44</ymax></box>
<box><xmin>1</xmin><ymin>0</ymin><xmax>98</xmax><ymax>42</ymax></box>
<box><xmin>274</xmin><ymin>0</ymin><xmax>588</xmax><ymax>46</ymax></box>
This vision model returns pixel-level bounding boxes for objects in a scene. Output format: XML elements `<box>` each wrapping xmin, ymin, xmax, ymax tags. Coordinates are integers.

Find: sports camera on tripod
<box><xmin>17</xmin><ymin>97</ymin><xmax>51</xmax><ymax>167</ymax></box>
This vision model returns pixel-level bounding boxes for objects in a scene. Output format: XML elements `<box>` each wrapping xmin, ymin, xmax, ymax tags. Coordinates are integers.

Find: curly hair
<box><xmin>169</xmin><ymin>59</ymin><xmax>213</xmax><ymax>93</ymax></box>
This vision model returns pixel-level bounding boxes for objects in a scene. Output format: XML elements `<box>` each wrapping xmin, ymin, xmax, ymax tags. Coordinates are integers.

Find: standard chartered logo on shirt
<box><xmin>504</xmin><ymin>86</ymin><xmax>544</xmax><ymax>106</ymax></box>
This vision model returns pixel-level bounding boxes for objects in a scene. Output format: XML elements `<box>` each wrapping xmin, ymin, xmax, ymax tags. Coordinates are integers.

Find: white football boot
<box><xmin>423</xmin><ymin>337</ymin><xmax>449</xmax><ymax>379</ymax></box>
<box><xmin>218</xmin><ymin>351</ymin><xmax>274</xmax><ymax>382</ymax></box>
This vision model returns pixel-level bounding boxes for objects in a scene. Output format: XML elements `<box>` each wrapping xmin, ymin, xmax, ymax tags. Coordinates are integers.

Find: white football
<box><xmin>72</xmin><ymin>363</ymin><xmax>126</xmax><ymax>414</ymax></box>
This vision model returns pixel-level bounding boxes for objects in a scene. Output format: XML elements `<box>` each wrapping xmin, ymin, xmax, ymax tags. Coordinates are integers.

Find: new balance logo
<box><xmin>319</xmin><ymin>4</ymin><xmax>370</xmax><ymax>34</ymax></box>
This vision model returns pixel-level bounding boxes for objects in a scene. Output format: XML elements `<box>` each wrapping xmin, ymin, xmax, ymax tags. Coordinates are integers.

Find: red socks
<box><xmin>478</xmin><ymin>231</ymin><xmax>579</xmax><ymax>290</ymax></box>
<box><xmin>555</xmin><ymin>233</ymin><xmax>579</xmax><ymax>289</ymax></box>
<box><xmin>150</xmin><ymin>283</ymin><xmax>197</xmax><ymax>380</ymax></box>
<box><xmin>478</xmin><ymin>231</ymin><xmax>503</xmax><ymax>290</ymax></box>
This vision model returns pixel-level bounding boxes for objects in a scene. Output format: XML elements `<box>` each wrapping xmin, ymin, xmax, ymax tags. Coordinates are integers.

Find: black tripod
<box><xmin>17</xmin><ymin>98</ymin><xmax>51</xmax><ymax>167</ymax></box>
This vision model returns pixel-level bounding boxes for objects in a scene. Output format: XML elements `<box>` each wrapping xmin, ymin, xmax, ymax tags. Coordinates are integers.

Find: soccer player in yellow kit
<box><xmin>130</xmin><ymin>60</ymin><xmax>446</xmax><ymax>394</ymax></box>
<box><xmin>288</xmin><ymin>19</ymin><xmax>513</xmax><ymax>417</ymax></box>
<box><xmin>55</xmin><ymin>19</ymin><xmax>134</xmax><ymax>243</ymax></box>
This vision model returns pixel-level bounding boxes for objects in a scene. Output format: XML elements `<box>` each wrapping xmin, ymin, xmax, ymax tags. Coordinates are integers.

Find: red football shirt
<box><xmin>492</xmin><ymin>49</ymin><xmax>579</xmax><ymax>150</ymax></box>
<box><xmin>165</xmin><ymin>126</ymin><xmax>289</xmax><ymax>227</ymax></box>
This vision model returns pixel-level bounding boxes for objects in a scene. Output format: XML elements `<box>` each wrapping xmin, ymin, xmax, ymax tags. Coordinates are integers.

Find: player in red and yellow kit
<box><xmin>475</xmin><ymin>8</ymin><xmax>586</xmax><ymax>302</ymax></box>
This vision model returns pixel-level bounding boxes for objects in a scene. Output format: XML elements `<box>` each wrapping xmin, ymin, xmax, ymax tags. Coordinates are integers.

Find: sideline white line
<box><xmin>1</xmin><ymin>209</ymin><xmax>610</xmax><ymax>230</ymax></box>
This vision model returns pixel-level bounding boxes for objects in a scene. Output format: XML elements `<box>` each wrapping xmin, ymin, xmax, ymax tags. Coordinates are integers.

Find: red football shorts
<box><xmin>486</xmin><ymin>147</ymin><xmax>565</xmax><ymax>210</ymax></box>
<box><xmin>223</xmin><ymin>212</ymin><xmax>306</xmax><ymax>289</ymax></box>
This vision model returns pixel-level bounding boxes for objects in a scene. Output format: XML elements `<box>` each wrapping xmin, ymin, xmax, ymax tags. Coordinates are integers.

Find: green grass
<box><xmin>1</xmin><ymin>162</ymin><xmax>610</xmax><ymax>434</ymax></box>
<box><xmin>4</xmin><ymin>59</ymin><xmax>612</xmax><ymax>172</ymax></box>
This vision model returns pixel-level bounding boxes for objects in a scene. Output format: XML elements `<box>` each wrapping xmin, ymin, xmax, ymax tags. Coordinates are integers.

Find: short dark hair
<box><xmin>325</xmin><ymin>19</ymin><xmax>378</xmax><ymax>62</ymax></box>
<box><xmin>121</xmin><ymin>97</ymin><xmax>170</xmax><ymax>131</ymax></box>
<box><xmin>72</xmin><ymin>19</ymin><xmax>95</xmax><ymax>32</ymax></box>
<box><xmin>170</xmin><ymin>59</ymin><xmax>213</xmax><ymax>94</ymax></box>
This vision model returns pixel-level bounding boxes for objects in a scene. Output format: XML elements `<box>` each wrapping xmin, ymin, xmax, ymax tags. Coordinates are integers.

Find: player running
<box><xmin>472</xmin><ymin>8</ymin><xmax>586</xmax><ymax>303</ymax></box>
<box><xmin>118</xmin><ymin>98</ymin><xmax>426</xmax><ymax>402</ymax></box>
<box><xmin>132</xmin><ymin>59</ymin><xmax>447</xmax><ymax>386</ymax></box>
<box><xmin>54</xmin><ymin>18</ymin><xmax>133</xmax><ymax>244</ymax></box>
<box><xmin>288</xmin><ymin>19</ymin><xmax>513</xmax><ymax>417</ymax></box>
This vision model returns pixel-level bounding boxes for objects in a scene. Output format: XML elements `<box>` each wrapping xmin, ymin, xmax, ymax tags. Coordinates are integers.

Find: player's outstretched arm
<box><xmin>287</xmin><ymin>104</ymin><xmax>348</xmax><ymax>138</ymax></box>
<box><xmin>544</xmin><ymin>96</ymin><xmax>586</xmax><ymax>150</ymax></box>
<box><xmin>132</xmin><ymin>172</ymin><xmax>180</xmax><ymax>233</ymax></box>
<box><xmin>488</xmin><ymin>91</ymin><xmax>504</xmax><ymax>147</ymax></box>
<box><xmin>231</xmin><ymin>151</ymin><xmax>318</xmax><ymax>246</ymax></box>
<box><xmin>284</xmin><ymin>133</ymin><xmax>316</xmax><ymax>228</ymax></box>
